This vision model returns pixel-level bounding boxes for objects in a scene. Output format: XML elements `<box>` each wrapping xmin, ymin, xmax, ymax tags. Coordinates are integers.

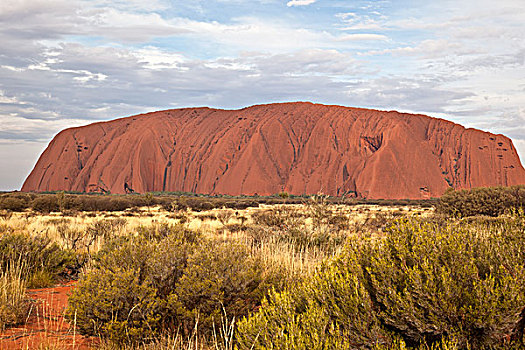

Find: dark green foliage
<box><xmin>238</xmin><ymin>214</ymin><xmax>525</xmax><ymax>349</ymax></box>
<box><xmin>364</xmin><ymin>218</ymin><xmax>525</xmax><ymax>348</ymax></box>
<box><xmin>1</xmin><ymin>191</ymin><xmax>435</xmax><ymax>213</ymax></box>
<box><xmin>0</xmin><ymin>192</ymin><xmax>167</xmax><ymax>213</ymax></box>
<box><xmin>0</xmin><ymin>197</ymin><xmax>28</xmax><ymax>211</ymax></box>
<box><xmin>66</xmin><ymin>266</ymin><xmax>163</xmax><ymax>343</ymax></box>
<box><xmin>278</xmin><ymin>192</ymin><xmax>290</xmax><ymax>199</ymax></box>
<box><xmin>0</xmin><ymin>193</ymin><xmax>33</xmax><ymax>211</ymax></box>
<box><xmin>0</xmin><ymin>232</ymin><xmax>76</xmax><ymax>287</ymax></box>
<box><xmin>237</xmin><ymin>250</ymin><xmax>390</xmax><ymax>349</ymax></box>
<box><xmin>168</xmin><ymin>241</ymin><xmax>287</xmax><ymax>334</ymax></box>
<box><xmin>63</xmin><ymin>195</ymin><xmax>144</xmax><ymax>212</ymax></box>
<box><xmin>66</xmin><ymin>224</ymin><xmax>285</xmax><ymax>345</ymax></box>
<box><xmin>67</xmin><ymin>225</ymin><xmax>198</xmax><ymax>343</ymax></box>
<box><xmin>437</xmin><ymin>185</ymin><xmax>525</xmax><ymax>217</ymax></box>
<box><xmin>31</xmin><ymin>195</ymin><xmax>60</xmax><ymax>213</ymax></box>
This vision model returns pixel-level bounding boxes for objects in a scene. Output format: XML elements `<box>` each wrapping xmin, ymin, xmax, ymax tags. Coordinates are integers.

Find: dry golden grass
<box><xmin>0</xmin><ymin>261</ymin><xmax>29</xmax><ymax>330</ymax></box>
<box><xmin>0</xmin><ymin>203</ymin><xmax>433</xmax><ymax>277</ymax></box>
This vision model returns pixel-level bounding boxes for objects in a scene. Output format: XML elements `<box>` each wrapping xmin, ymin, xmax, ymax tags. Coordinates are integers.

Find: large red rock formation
<box><xmin>22</xmin><ymin>102</ymin><xmax>525</xmax><ymax>199</ymax></box>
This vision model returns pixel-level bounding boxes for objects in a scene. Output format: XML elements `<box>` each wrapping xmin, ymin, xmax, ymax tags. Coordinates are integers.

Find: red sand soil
<box><xmin>0</xmin><ymin>281</ymin><xmax>97</xmax><ymax>349</ymax></box>
<box><xmin>22</xmin><ymin>102</ymin><xmax>525</xmax><ymax>199</ymax></box>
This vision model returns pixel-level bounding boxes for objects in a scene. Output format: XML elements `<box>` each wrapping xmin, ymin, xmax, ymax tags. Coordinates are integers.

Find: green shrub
<box><xmin>66</xmin><ymin>224</ymin><xmax>284</xmax><ymax>345</ymax></box>
<box><xmin>237</xmin><ymin>245</ymin><xmax>391</xmax><ymax>350</ymax></box>
<box><xmin>169</xmin><ymin>241</ymin><xmax>287</xmax><ymax>334</ymax></box>
<box><xmin>67</xmin><ymin>265</ymin><xmax>163</xmax><ymax>343</ymax></box>
<box><xmin>0</xmin><ymin>196</ymin><xmax>27</xmax><ymax>211</ymax></box>
<box><xmin>363</xmin><ymin>218</ymin><xmax>525</xmax><ymax>348</ymax></box>
<box><xmin>67</xmin><ymin>231</ymin><xmax>182</xmax><ymax>343</ymax></box>
<box><xmin>0</xmin><ymin>232</ymin><xmax>77</xmax><ymax>287</ymax></box>
<box><xmin>437</xmin><ymin>186</ymin><xmax>525</xmax><ymax>217</ymax></box>
<box><xmin>31</xmin><ymin>195</ymin><xmax>60</xmax><ymax>213</ymax></box>
<box><xmin>237</xmin><ymin>215</ymin><xmax>525</xmax><ymax>349</ymax></box>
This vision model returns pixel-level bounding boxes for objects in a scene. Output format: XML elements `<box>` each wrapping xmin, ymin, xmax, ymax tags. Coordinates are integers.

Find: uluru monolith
<box><xmin>22</xmin><ymin>102</ymin><xmax>525</xmax><ymax>199</ymax></box>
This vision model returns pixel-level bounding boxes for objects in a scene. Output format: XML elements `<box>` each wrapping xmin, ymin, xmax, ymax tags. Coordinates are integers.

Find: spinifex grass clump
<box><xmin>248</xmin><ymin>196</ymin><xmax>350</xmax><ymax>255</ymax></box>
<box><xmin>66</xmin><ymin>224</ymin><xmax>287</xmax><ymax>345</ymax></box>
<box><xmin>0</xmin><ymin>261</ymin><xmax>30</xmax><ymax>330</ymax></box>
<box><xmin>237</xmin><ymin>214</ymin><xmax>525</xmax><ymax>349</ymax></box>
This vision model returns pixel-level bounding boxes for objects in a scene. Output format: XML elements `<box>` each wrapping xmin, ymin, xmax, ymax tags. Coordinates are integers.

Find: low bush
<box><xmin>0</xmin><ymin>192</ymin><xmax>165</xmax><ymax>213</ymax></box>
<box><xmin>67</xmin><ymin>195</ymin><xmax>134</xmax><ymax>212</ymax></box>
<box><xmin>66</xmin><ymin>224</ymin><xmax>285</xmax><ymax>345</ymax></box>
<box><xmin>166</xmin><ymin>196</ymin><xmax>260</xmax><ymax>212</ymax></box>
<box><xmin>198</xmin><ymin>213</ymin><xmax>217</xmax><ymax>221</ymax></box>
<box><xmin>31</xmin><ymin>195</ymin><xmax>60</xmax><ymax>213</ymax></box>
<box><xmin>0</xmin><ymin>232</ymin><xmax>77</xmax><ymax>287</ymax></box>
<box><xmin>252</xmin><ymin>210</ymin><xmax>288</xmax><ymax>228</ymax></box>
<box><xmin>167</xmin><ymin>197</ymin><xmax>215</xmax><ymax>212</ymax></box>
<box><xmin>237</xmin><ymin>214</ymin><xmax>525</xmax><ymax>349</ymax></box>
<box><xmin>0</xmin><ymin>196</ymin><xmax>28</xmax><ymax>211</ymax></box>
<box><xmin>437</xmin><ymin>185</ymin><xmax>525</xmax><ymax>217</ymax></box>
<box><xmin>224</xmin><ymin>223</ymin><xmax>248</xmax><ymax>232</ymax></box>
<box><xmin>223</xmin><ymin>200</ymin><xmax>258</xmax><ymax>210</ymax></box>
<box><xmin>66</xmin><ymin>226</ymin><xmax>193</xmax><ymax>343</ymax></box>
<box><xmin>170</xmin><ymin>241</ymin><xmax>287</xmax><ymax>335</ymax></box>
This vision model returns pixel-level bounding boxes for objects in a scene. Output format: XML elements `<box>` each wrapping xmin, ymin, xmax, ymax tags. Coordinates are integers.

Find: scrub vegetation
<box><xmin>1</xmin><ymin>186</ymin><xmax>524</xmax><ymax>349</ymax></box>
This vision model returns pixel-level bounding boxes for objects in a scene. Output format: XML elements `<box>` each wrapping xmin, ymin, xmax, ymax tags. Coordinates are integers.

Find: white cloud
<box><xmin>80</xmin><ymin>7</ymin><xmax>190</xmax><ymax>42</ymax></box>
<box><xmin>336</xmin><ymin>11</ymin><xmax>388</xmax><ymax>31</ymax></box>
<box><xmin>0</xmin><ymin>0</ymin><xmax>189</xmax><ymax>44</ymax></box>
<box><xmin>90</xmin><ymin>0</ymin><xmax>169</xmax><ymax>12</ymax></box>
<box><xmin>337</xmin><ymin>33</ymin><xmax>388</xmax><ymax>42</ymax></box>
<box><xmin>175</xmin><ymin>16</ymin><xmax>358</xmax><ymax>52</ymax></box>
<box><xmin>134</xmin><ymin>47</ymin><xmax>187</xmax><ymax>70</ymax></box>
<box><xmin>287</xmin><ymin>0</ymin><xmax>316</xmax><ymax>7</ymax></box>
<box><xmin>0</xmin><ymin>113</ymin><xmax>90</xmax><ymax>141</ymax></box>
<box><xmin>0</xmin><ymin>90</ymin><xmax>23</xmax><ymax>104</ymax></box>
<box><xmin>364</xmin><ymin>39</ymin><xmax>475</xmax><ymax>59</ymax></box>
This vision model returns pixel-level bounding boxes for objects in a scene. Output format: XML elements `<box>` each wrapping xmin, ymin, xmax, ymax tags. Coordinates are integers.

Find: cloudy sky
<box><xmin>1</xmin><ymin>0</ymin><xmax>524</xmax><ymax>190</ymax></box>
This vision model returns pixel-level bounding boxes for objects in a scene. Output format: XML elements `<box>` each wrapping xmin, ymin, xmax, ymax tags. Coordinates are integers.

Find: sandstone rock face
<box><xmin>22</xmin><ymin>102</ymin><xmax>525</xmax><ymax>199</ymax></box>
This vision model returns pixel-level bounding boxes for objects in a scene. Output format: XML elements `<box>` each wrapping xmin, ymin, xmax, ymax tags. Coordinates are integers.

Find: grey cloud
<box><xmin>0</xmin><ymin>44</ymin><xmax>368</xmax><ymax>123</ymax></box>
<box><xmin>0</xmin><ymin>0</ymin><xmax>189</xmax><ymax>45</ymax></box>
<box><xmin>0</xmin><ymin>39</ymin><xmax>488</xmax><ymax>126</ymax></box>
<box><xmin>222</xmin><ymin>49</ymin><xmax>365</xmax><ymax>76</ymax></box>
<box><xmin>340</xmin><ymin>77</ymin><xmax>475</xmax><ymax>115</ymax></box>
<box><xmin>444</xmin><ymin>51</ymin><xmax>525</xmax><ymax>72</ymax></box>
